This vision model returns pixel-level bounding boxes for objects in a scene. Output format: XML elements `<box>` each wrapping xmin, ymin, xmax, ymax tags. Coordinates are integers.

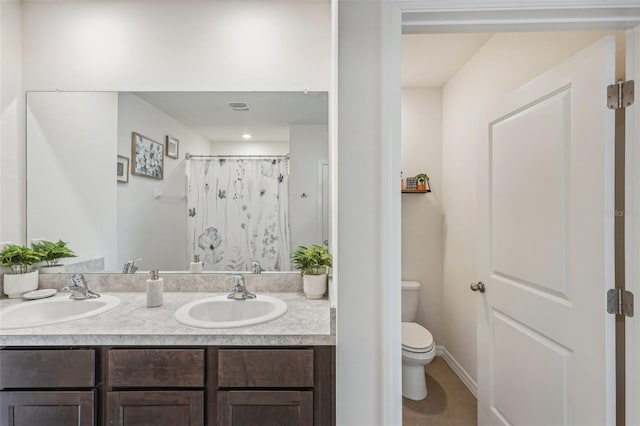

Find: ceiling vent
<box><xmin>228</xmin><ymin>102</ymin><xmax>250</xmax><ymax>111</ymax></box>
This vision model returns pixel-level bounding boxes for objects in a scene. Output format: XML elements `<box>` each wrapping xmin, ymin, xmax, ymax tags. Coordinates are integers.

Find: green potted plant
<box><xmin>32</xmin><ymin>239</ymin><xmax>77</xmax><ymax>273</ymax></box>
<box><xmin>291</xmin><ymin>245</ymin><xmax>332</xmax><ymax>299</ymax></box>
<box><xmin>415</xmin><ymin>173</ymin><xmax>430</xmax><ymax>191</ymax></box>
<box><xmin>0</xmin><ymin>244</ymin><xmax>42</xmax><ymax>298</ymax></box>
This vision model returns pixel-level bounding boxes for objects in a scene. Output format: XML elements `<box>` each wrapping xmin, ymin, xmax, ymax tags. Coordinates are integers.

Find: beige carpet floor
<box><xmin>403</xmin><ymin>356</ymin><xmax>477</xmax><ymax>426</ymax></box>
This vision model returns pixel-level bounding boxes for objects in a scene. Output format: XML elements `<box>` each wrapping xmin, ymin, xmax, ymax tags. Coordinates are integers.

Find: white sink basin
<box><xmin>0</xmin><ymin>294</ymin><xmax>120</xmax><ymax>330</ymax></box>
<box><xmin>174</xmin><ymin>295</ymin><xmax>287</xmax><ymax>329</ymax></box>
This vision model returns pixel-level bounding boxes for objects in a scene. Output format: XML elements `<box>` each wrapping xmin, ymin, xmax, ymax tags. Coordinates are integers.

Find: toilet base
<box><xmin>402</xmin><ymin>363</ymin><xmax>428</xmax><ymax>400</ymax></box>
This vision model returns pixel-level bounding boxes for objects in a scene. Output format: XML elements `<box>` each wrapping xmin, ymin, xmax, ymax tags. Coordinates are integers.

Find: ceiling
<box><xmin>402</xmin><ymin>33</ymin><xmax>492</xmax><ymax>87</ymax></box>
<box><xmin>134</xmin><ymin>91</ymin><xmax>328</xmax><ymax>143</ymax></box>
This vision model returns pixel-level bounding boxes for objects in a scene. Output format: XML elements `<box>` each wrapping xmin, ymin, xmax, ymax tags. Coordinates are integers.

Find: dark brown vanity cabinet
<box><xmin>212</xmin><ymin>348</ymin><xmax>332</xmax><ymax>426</ymax></box>
<box><xmin>0</xmin><ymin>349</ymin><xmax>97</xmax><ymax>426</ymax></box>
<box><xmin>1</xmin><ymin>391</ymin><xmax>95</xmax><ymax>426</ymax></box>
<box><xmin>106</xmin><ymin>391</ymin><xmax>204</xmax><ymax>426</ymax></box>
<box><xmin>105</xmin><ymin>349</ymin><xmax>205</xmax><ymax>426</ymax></box>
<box><xmin>0</xmin><ymin>346</ymin><xmax>334</xmax><ymax>426</ymax></box>
<box><xmin>217</xmin><ymin>390</ymin><xmax>313</xmax><ymax>426</ymax></box>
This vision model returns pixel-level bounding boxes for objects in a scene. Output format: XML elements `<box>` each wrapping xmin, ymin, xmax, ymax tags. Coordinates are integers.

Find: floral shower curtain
<box><xmin>187</xmin><ymin>157</ymin><xmax>291</xmax><ymax>271</ymax></box>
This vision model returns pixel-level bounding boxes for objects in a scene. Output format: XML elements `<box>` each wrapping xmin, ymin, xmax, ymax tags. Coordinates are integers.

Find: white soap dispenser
<box><xmin>190</xmin><ymin>254</ymin><xmax>203</xmax><ymax>273</ymax></box>
<box><xmin>146</xmin><ymin>269</ymin><xmax>164</xmax><ymax>308</ymax></box>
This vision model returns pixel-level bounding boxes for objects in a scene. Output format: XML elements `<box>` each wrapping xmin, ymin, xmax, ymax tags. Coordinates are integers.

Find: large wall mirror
<box><xmin>26</xmin><ymin>91</ymin><xmax>330</xmax><ymax>273</ymax></box>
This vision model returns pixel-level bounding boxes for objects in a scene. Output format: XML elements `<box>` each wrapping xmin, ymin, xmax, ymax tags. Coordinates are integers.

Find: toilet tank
<box><xmin>401</xmin><ymin>280</ymin><xmax>421</xmax><ymax>322</ymax></box>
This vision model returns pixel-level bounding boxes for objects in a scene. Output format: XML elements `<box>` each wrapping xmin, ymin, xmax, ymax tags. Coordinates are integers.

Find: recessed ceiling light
<box><xmin>228</xmin><ymin>102</ymin><xmax>250</xmax><ymax>111</ymax></box>
<box><xmin>242</xmin><ymin>133</ymin><xmax>252</xmax><ymax>140</ymax></box>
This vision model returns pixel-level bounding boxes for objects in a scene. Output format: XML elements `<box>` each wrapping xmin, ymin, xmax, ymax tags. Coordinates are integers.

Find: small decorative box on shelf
<box><xmin>405</xmin><ymin>177</ymin><xmax>417</xmax><ymax>190</ymax></box>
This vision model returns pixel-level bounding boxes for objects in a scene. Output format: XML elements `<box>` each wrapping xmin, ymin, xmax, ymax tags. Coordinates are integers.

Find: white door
<box><xmin>476</xmin><ymin>37</ymin><xmax>616</xmax><ymax>426</ymax></box>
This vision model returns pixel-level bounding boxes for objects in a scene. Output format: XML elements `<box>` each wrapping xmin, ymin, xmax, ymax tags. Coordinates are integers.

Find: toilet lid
<box><xmin>401</xmin><ymin>322</ymin><xmax>434</xmax><ymax>352</ymax></box>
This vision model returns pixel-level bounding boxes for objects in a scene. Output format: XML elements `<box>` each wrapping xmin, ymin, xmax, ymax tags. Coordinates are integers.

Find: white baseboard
<box><xmin>435</xmin><ymin>345</ymin><xmax>478</xmax><ymax>398</ymax></box>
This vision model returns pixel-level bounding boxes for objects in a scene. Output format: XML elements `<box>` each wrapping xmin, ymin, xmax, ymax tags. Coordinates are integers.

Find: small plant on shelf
<box><xmin>415</xmin><ymin>174</ymin><xmax>429</xmax><ymax>185</ymax></box>
<box><xmin>32</xmin><ymin>239</ymin><xmax>77</xmax><ymax>267</ymax></box>
<box><xmin>415</xmin><ymin>173</ymin><xmax>430</xmax><ymax>191</ymax></box>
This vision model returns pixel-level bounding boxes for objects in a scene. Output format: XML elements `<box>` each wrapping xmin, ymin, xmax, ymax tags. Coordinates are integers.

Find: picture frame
<box><xmin>166</xmin><ymin>135</ymin><xmax>179</xmax><ymax>159</ymax></box>
<box><xmin>131</xmin><ymin>132</ymin><xmax>164</xmax><ymax>180</ymax></box>
<box><xmin>117</xmin><ymin>155</ymin><xmax>129</xmax><ymax>183</ymax></box>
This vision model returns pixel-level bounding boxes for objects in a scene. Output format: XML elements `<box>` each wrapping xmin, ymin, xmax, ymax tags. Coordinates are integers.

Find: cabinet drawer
<box><xmin>0</xmin><ymin>349</ymin><xmax>95</xmax><ymax>389</ymax></box>
<box><xmin>108</xmin><ymin>349</ymin><xmax>204</xmax><ymax>388</ymax></box>
<box><xmin>218</xmin><ymin>349</ymin><xmax>313</xmax><ymax>388</ymax></box>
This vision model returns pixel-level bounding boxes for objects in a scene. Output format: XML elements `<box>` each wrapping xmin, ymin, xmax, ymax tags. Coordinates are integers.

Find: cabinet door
<box><xmin>218</xmin><ymin>390</ymin><xmax>312</xmax><ymax>426</ymax></box>
<box><xmin>0</xmin><ymin>391</ymin><xmax>94</xmax><ymax>426</ymax></box>
<box><xmin>106</xmin><ymin>391</ymin><xmax>203</xmax><ymax>426</ymax></box>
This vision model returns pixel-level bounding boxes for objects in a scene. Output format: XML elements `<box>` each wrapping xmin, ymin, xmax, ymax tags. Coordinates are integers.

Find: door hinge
<box><xmin>607</xmin><ymin>288</ymin><xmax>634</xmax><ymax>317</ymax></box>
<box><xmin>607</xmin><ymin>80</ymin><xmax>634</xmax><ymax>109</ymax></box>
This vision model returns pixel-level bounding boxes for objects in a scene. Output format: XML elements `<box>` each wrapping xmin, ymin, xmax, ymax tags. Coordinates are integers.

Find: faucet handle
<box><xmin>232</xmin><ymin>274</ymin><xmax>245</xmax><ymax>287</ymax></box>
<box><xmin>71</xmin><ymin>273</ymin><xmax>87</xmax><ymax>288</ymax></box>
<box><xmin>122</xmin><ymin>257</ymin><xmax>142</xmax><ymax>274</ymax></box>
<box><xmin>228</xmin><ymin>274</ymin><xmax>256</xmax><ymax>300</ymax></box>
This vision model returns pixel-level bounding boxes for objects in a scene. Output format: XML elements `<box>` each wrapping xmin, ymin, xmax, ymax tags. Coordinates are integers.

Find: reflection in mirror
<box><xmin>26</xmin><ymin>92</ymin><xmax>329</xmax><ymax>273</ymax></box>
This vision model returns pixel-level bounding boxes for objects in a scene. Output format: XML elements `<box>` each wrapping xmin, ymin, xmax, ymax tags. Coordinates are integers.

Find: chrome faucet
<box><xmin>122</xmin><ymin>257</ymin><xmax>142</xmax><ymax>274</ymax></box>
<box><xmin>61</xmin><ymin>274</ymin><xmax>100</xmax><ymax>300</ymax></box>
<box><xmin>227</xmin><ymin>274</ymin><xmax>256</xmax><ymax>300</ymax></box>
<box><xmin>251</xmin><ymin>260</ymin><xmax>262</xmax><ymax>274</ymax></box>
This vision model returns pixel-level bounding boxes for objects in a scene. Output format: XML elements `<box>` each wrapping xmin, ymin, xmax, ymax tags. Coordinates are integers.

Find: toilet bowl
<box><xmin>401</xmin><ymin>321</ymin><xmax>436</xmax><ymax>400</ymax></box>
<box><xmin>401</xmin><ymin>280</ymin><xmax>436</xmax><ymax>401</ymax></box>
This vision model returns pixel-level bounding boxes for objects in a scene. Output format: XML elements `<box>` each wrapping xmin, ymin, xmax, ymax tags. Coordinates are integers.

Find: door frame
<box><xmin>349</xmin><ymin>1</ymin><xmax>640</xmax><ymax>424</ymax></box>
<box><xmin>625</xmin><ymin>25</ymin><xmax>640</xmax><ymax>426</ymax></box>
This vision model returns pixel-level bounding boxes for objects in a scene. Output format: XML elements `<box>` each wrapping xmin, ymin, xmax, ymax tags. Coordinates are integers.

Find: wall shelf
<box><xmin>401</xmin><ymin>189</ymin><xmax>431</xmax><ymax>193</ymax></box>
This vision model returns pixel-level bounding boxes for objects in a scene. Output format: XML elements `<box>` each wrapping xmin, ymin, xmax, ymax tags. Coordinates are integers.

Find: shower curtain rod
<box><xmin>185</xmin><ymin>153</ymin><xmax>289</xmax><ymax>160</ymax></box>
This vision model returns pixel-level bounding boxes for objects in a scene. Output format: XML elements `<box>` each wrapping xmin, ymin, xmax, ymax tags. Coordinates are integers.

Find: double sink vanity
<box><xmin>6</xmin><ymin>89</ymin><xmax>335</xmax><ymax>425</ymax></box>
<box><xmin>0</xmin><ymin>273</ymin><xmax>335</xmax><ymax>426</ymax></box>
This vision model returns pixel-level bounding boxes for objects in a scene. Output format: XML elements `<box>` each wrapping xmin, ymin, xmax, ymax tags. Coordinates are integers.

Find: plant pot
<box><xmin>417</xmin><ymin>183</ymin><xmax>427</xmax><ymax>191</ymax></box>
<box><xmin>3</xmin><ymin>270</ymin><xmax>39</xmax><ymax>298</ymax></box>
<box><xmin>303</xmin><ymin>273</ymin><xmax>327</xmax><ymax>299</ymax></box>
<box><xmin>39</xmin><ymin>265</ymin><xmax>66</xmax><ymax>274</ymax></box>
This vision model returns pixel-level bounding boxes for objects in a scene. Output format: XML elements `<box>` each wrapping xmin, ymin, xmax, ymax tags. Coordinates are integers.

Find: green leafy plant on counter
<box><xmin>32</xmin><ymin>239</ymin><xmax>77</xmax><ymax>267</ymax></box>
<box><xmin>0</xmin><ymin>244</ymin><xmax>42</xmax><ymax>274</ymax></box>
<box><xmin>291</xmin><ymin>245</ymin><xmax>332</xmax><ymax>276</ymax></box>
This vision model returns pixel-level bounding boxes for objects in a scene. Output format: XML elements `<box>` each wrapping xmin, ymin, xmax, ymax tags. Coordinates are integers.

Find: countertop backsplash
<box><xmin>0</xmin><ymin>272</ymin><xmax>303</xmax><ymax>296</ymax></box>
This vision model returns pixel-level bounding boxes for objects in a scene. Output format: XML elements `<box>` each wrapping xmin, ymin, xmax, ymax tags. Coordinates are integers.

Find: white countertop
<box><xmin>0</xmin><ymin>291</ymin><xmax>335</xmax><ymax>347</ymax></box>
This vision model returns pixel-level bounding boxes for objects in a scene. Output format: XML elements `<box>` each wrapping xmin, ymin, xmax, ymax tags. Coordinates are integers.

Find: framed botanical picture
<box><xmin>117</xmin><ymin>155</ymin><xmax>129</xmax><ymax>183</ymax></box>
<box><xmin>166</xmin><ymin>135</ymin><xmax>179</xmax><ymax>159</ymax></box>
<box><xmin>131</xmin><ymin>132</ymin><xmax>164</xmax><ymax>180</ymax></box>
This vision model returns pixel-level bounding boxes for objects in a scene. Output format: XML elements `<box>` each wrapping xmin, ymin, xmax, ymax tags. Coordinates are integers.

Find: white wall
<box><xmin>117</xmin><ymin>93</ymin><xmax>211</xmax><ymax>271</ymax></box>
<box><xmin>401</xmin><ymin>87</ymin><xmax>443</xmax><ymax>343</ymax></box>
<box><xmin>441</xmin><ymin>30</ymin><xmax>622</xmax><ymax>382</ymax></box>
<box><xmin>0</xmin><ymin>1</ymin><xmax>23</xmax><ymax>244</ymax></box>
<box><xmin>289</xmin><ymin>124</ymin><xmax>329</xmax><ymax>250</ymax></box>
<box><xmin>26</xmin><ymin>92</ymin><xmax>118</xmax><ymax>268</ymax></box>
<box><xmin>21</xmin><ymin>1</ymin><xmax>330</xmax><ymax>92</ymax></box>
<box><xmin>337</xmin><ymin>1</ymin><xmax>403</xmax><ymax>424</ymax></box>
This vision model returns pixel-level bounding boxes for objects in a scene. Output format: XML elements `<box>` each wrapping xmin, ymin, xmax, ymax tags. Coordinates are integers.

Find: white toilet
<box><xmin>401</xmin><ymin>280</ymin><xmax>436</xmax><ymax>400</ymax></box>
